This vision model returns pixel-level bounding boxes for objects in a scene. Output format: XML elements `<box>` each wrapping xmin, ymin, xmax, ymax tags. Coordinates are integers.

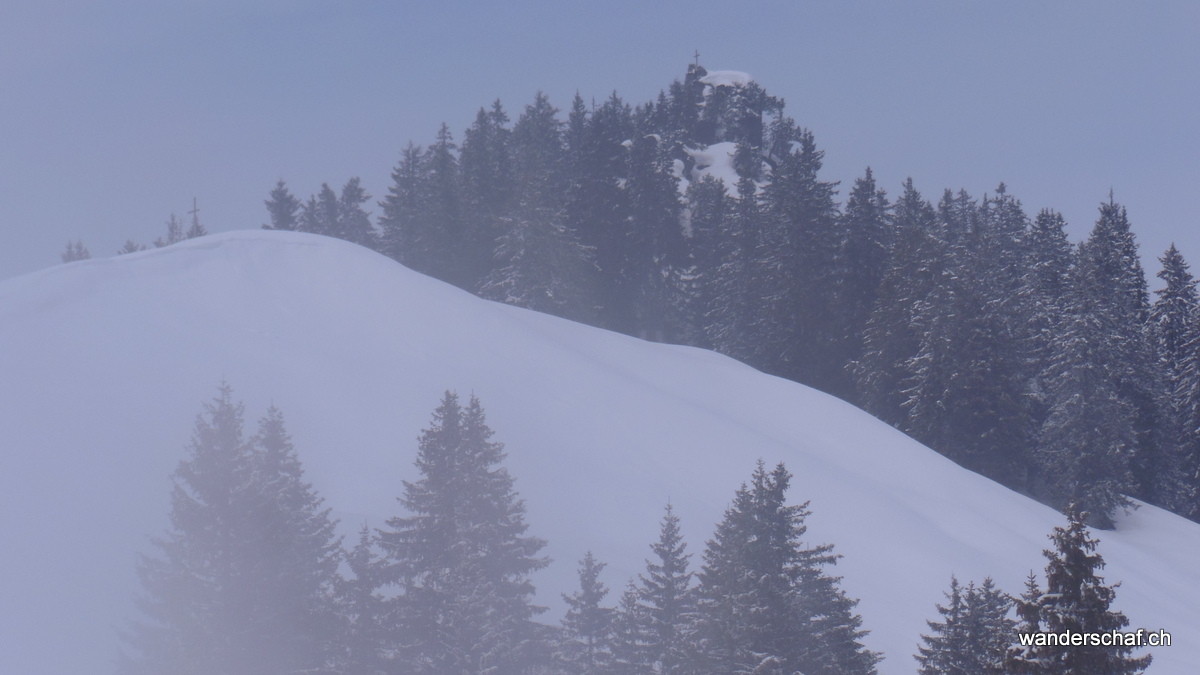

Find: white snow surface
<box><xmin>686</xmin><ymin>141</ymin><xmax>741</xmax><ymax>189</ymax></box>
<box><xmin>699</xmin><ymin>69</ymin><xmax>754</xmax><ymax>88</ymax></box>
<box><xmin>1</xmin><ymin>231</ymin><xmax>1196</xmax><ymax>673</ymax></box>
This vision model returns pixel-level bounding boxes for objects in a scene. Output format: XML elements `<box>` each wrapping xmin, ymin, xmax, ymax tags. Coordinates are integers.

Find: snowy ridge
<box><xmin>1</xmin><ymin>231</ymin><xmax>1197</xmax><ymax>673</ymax></box>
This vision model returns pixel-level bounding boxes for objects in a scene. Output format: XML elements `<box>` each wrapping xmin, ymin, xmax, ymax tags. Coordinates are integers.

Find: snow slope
<box><xmin>1</xmin><ymin>231</ymin><xmax>1195</xmax><ymax>673</ymax></box>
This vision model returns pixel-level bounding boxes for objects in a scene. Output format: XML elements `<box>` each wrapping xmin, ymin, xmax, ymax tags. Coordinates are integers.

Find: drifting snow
<box><xmin>1</xmin><ymin>231</ymin><xmax>1196</xmax><ymax>673</ymax></box>
<box><xmin>700</xmin><ymin>69</ymin><xmax>754</xmax><ymax>88</ymax></box>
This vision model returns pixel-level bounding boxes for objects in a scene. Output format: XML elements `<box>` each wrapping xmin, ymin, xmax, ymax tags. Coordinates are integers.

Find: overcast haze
<box><xmin>3</xmin><ymin>1</ymin><xmax>1197</xmax><ymax>280</ymax></box>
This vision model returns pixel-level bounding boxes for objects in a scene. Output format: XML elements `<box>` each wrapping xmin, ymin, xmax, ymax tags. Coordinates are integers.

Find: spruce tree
<box><xmin>300</xmin><ymin>183</ymin><xmax>342</xmax><ymax>238</ymax></box>
<box><xmin>854</xmin><ymin>178</ymin><xmax>944</xmax><ymax>428</ymax></box>
<box><xmin>460</xmin><ymin>100</ymin><xmax>514</xmax><ymax>287</ymax></box>
<box><xmin>122</xmin><ymin>387</ymin><xmax>341</xmax><ymax>675</ymax></box>
<box><xmin>609</xmin><ymin>582</ymin><xmax>648</xmax><ymax>674</ymax></box>
<box><xmin>60</xmin><ymin>239</ymin><xmax>91</xmax><ymax>262</ymax></box>
<box><xmin>680</xmin><ymin>174</ymin><xmax>732</xmax><ymax>349</ymax></box>
<box><xmin>378</xmin><ymin>143</ymin><xmax>426</xmax><ymax>266</ymax></box>
<box><xmin>334</xmin><ymin>526</ymin><xmax>389</xmax><ymax>675</ymax></box>
<box><xmin>263</xmin><ymin>179</ymin><xmax>302</xmax><ymax>230</ymax></box>
<box><xmin>903</xmin><ymin>186</ymin><xmax>1033</xmax><ymax>489</ymax></box>
<box><xmin>336</xmin><ymin>177</ymin><xmax>379</xmax><ymax>249</ymax></box>
<box><xmin>154</xmin><ymin>213</ymin><xmax>185</xmax><ymax>247</ymax></box>
<box><xmin>915</xmin><ymin>576</ymin><xmax>1013</xmax><ymax>674</ymax></box>
<box><xmin>565</xmin><ymin>92</ymin><xmax>634</xmax><ymax>331</ymax></box>
<box><xmin>1036</xmin><ymin>259</ymin><xmax>1138</xmax><ymax>527</ymax></box>
<box><xmin>752</xmin><ymin>120</ymin><xmax>841</xmax><ymax>393</ymax></box>
<box><xmin>634</xmin><ymin>503</ymin><xmax>694</xmax><ymax>674</ymax></box>
<box><xmin>625</xmin><ymin>107</ymin><xmax>686</xmax><ymax>341</ymax></box>
<box><xmin>1150</xmin><ymin>244</ymin><xmax>1199</xmax><ymax>513</ymax></box>
<box><xmin>481</xmin><ymin>92</ymin><xmax>598</xmax><ymax>323</ymax></box>
<box><xmin>1078</xmin><ymin>197</ymin><xmax>1163</xmax><ymax>504</ymax></box>
<box><xmin>117</xmin><ymin>239</ymin><xmax>147</xmax><ymax>254</ymax></box>
<box><xmin>704</xmin><ymin>175</ymin><xmax>760</xmax><ymax>362</ymax></box>
<box><xmin>691</xmin><ymin>462</ymin><xmax>878</xmax><ymax>674</ymax></box>
<box><xmin>377</xmin><ymin>392</ymin><xmax>549</xmax><ymax>673</ymax></box>
<box><xmin>559</xmin><ymin>552</ymin><xmax>616</xmax><ymax>674</ymax></box>
<box><xmin>1021</xmin><ymin>209</ymin><xmax>1075</xmax><ymax>437</ymax></box>
<box><xmin>1006</xmin><ymin>505</ymin><xmax>1152</xmax><ymax>674</ymax></box>
<box><xmin>833</xmin><ymin>167</ymin><xmax>892</xmax><ymax>402</ymax></box>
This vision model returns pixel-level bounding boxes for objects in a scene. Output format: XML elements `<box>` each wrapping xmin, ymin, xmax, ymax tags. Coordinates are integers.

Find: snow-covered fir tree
<box><xmin>1006</xmin><ymin>505</ymin><xmax>1152</xmax><ymax>674</ymax></box>
<box><xmin>914</xmin><ymin>576</ymin><xmax>1013</xmax><ymax>674</ymax></box>
<box><xmin>376</xmin><ymin>392</ymin><xmax>549</xmax><ymax>673</ymax></box>
<box><xmin>690</xmin><ymin>461</ymin><xmax>879</xmax><ymax>675</ymax></box>
<box><xmin>1036</xmin><ymin>259</ymin><xmax>1139</xmax><ymax>528</ymax></box>
<box><xmin>854</xmin><ymin>178</ymin><xmax>944</xmax><ymax>428</ymax></box>
<box><xmin>1077</xmin><ymin>197</ymin><xmax>1164</xmax><ymax>504</ymax></box>
<box><xmin>460</xmin><ymin>100</ymin><xmax>514</xmax><ymax>289</ymax></box>
<box><xmin>482</xmin><ymin>92</ymin><xmax>598</xmax><ymax>323</ymax></box>
<box><xmin>632</xmin><ymin>503</ymin><xmax>695</xmax><ymax>674</ymax></box>
<box><xmin>1150</xmin><ymin>244</ymin><xmax>1200</xmax><ymax>512</ymax></box>
<box><xmin>903</xmin><ymin>186</ymin><xmax>1033</xmax><ymax>489</ymax></box>
<box><xmin>832</xmin><ymin>167</ymin><xmax>892</xmax><ymax>403</ymax></box>
<box><xmin>751</xmin><ymin>119</ymin><xmax>842</xmax><ymax>393</ymax></box>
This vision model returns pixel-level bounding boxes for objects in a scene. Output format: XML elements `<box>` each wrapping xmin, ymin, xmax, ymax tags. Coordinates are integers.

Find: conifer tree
<box><xmin>1021</xmin><ymin>209</ymin><xmax>1075</xmax><ymax>433</ymax></box>
<box><xmin>378</xmin><ymin>143</ymin><xmax>426</xmax><ymax>266</ymax></box>
<box><xmin>460</xmin><ymin>100</ymin><xmax>514</xmax><ymax>287</ymax></box>
<box><xmin>482</xmin><ymin>92</ymin><xmax>597</xmax><ymax>323</ymax></box>
<box><xmin>609</xmin><ymin>582</ymin><xmax>648</xmax><ymax>674</ymax></box>
<box><xmin>336</xmin><ymin>177</ymin><xmax>378</xmax><ymax>249</ymax></box>
<box><xmin>565</xmin><ymin>92</ymin><xmax>634</xmax><ymax>330</ymax></box>
<box><xmin>704</xmin><ymin>175</ymin><xmax>760</xmax><ymax>362</ymax></box>
<box><xmin>680</xmin><ymin>174</ymin><xmax>732</xmax><ymax>349</ymax></box>
<box><xmin>423</xmin><ymin>124</ymin><xmax>468</xmax><ymax>286</ymax></box>
<box><xmin>752</xmin><ymin>120</ymin><xmax>841</xmax><ymax>392</ymax></box>
<box><xmin>1036</xmin><ymin>259</ymin><xmax>1138</xmax><ymax>527</ymax></box>
<box><xmin>60</xmin><ymin>239</ymin><xmax>91</xmax><ymax>262</ymax></box>
<box><xmin>634</xmin><ymin>503</ymin><xmax>694</xmax><ymax>674</ymax></box>
<box><xmin>263</xmin><ymin>179</ymin><xmax>302</xmax><ymax>230</ymax></box>
<box><xmin>122</xmin><ymin>387</ymin><xmax>341</xmax><ymax>675</ymax></box>
<box><xmin>334</xmin><ymin>526</ymin><xmax>388</xmax><ymax>675</ymax></box>
<box><xmin>903</xmin><ymin>186</ymin><xmax>1033</xmax><ymax>489</ymax></box>
<box><xmin>117</xmin><ymin>239</ymin><xmax>147</xmax><ymax>254</ymax></box>
<box><xmin>833</xmin><ymin>167</ymin><xmax>892</xmax><ymax>402</ymax></box>
<box><xmin>625</xmin><ymin>108</ymin><xmax>686</xmax><ymax>341</ymax></box>
<box><xmin>1150</xmin><ymin>245</ymin><xmax>1199</xmax><ymax>512</ymax></box>
<box><xmin>854</xmin><ymin>178</ymin><xmax>943</xmax><ymax>427</ymax></box>
<box><xmin>915</xmin><ymin>576</ymin><xmax>1013</xmax><ymax>674</ymax></box>
<box><xmin>1006</xmin><ymin>505</ymin><xmax>1152</xmax><ymax>674</ymax></box>
<box><xmin>691</xmin><ymin>462</ymin><xmax>878</xmax><ymax>675</ymax></box>
<box><xmin>300</xmin><ymin>183</ymin><xmax>341</xmax><ymax>237</ymax></box>
<box><xmin>559</xmin><ymin>552</ymin><xmax>616</xmax><ymax>674</ymax></box>
<box><xmin>154</xmin><ymin>213</ymin><xmax>186</xmax><ymax>248</ymax></box>
<box><xmin>1078</xmin><ymin>197</ymin><xmax>1163</xmax><ymax>503</ymax></box>
<box><xmin>376</xmin><ymin>392</ymin><xmax>549</xmax><ymax>673</ymax></box>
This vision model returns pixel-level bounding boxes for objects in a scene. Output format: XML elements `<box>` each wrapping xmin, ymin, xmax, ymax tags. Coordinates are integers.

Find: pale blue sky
<box><xmin>3</xmin><ymin>1</ymin><xmax>1197</xmax><ymax>281</ymax></box>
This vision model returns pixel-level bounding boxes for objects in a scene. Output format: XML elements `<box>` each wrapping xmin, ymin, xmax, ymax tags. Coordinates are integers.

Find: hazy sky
<box><xmin>3</xmin><ymin>1</ymin><xmax>1197</xmax><ymax>282</ymax></box>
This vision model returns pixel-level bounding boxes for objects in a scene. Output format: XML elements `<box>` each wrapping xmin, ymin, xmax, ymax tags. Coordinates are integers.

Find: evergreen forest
<box><xmin>242</xmin><ymin>63</ymin><xmax>1200</xmax><ymax>530</ymax></box>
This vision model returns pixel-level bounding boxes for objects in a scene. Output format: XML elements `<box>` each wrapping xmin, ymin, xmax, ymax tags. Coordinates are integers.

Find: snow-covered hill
<box><xmin>1</xmin><ymin>231</ymin><xmax>1195</xmax><ymax>673</ymax></box>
